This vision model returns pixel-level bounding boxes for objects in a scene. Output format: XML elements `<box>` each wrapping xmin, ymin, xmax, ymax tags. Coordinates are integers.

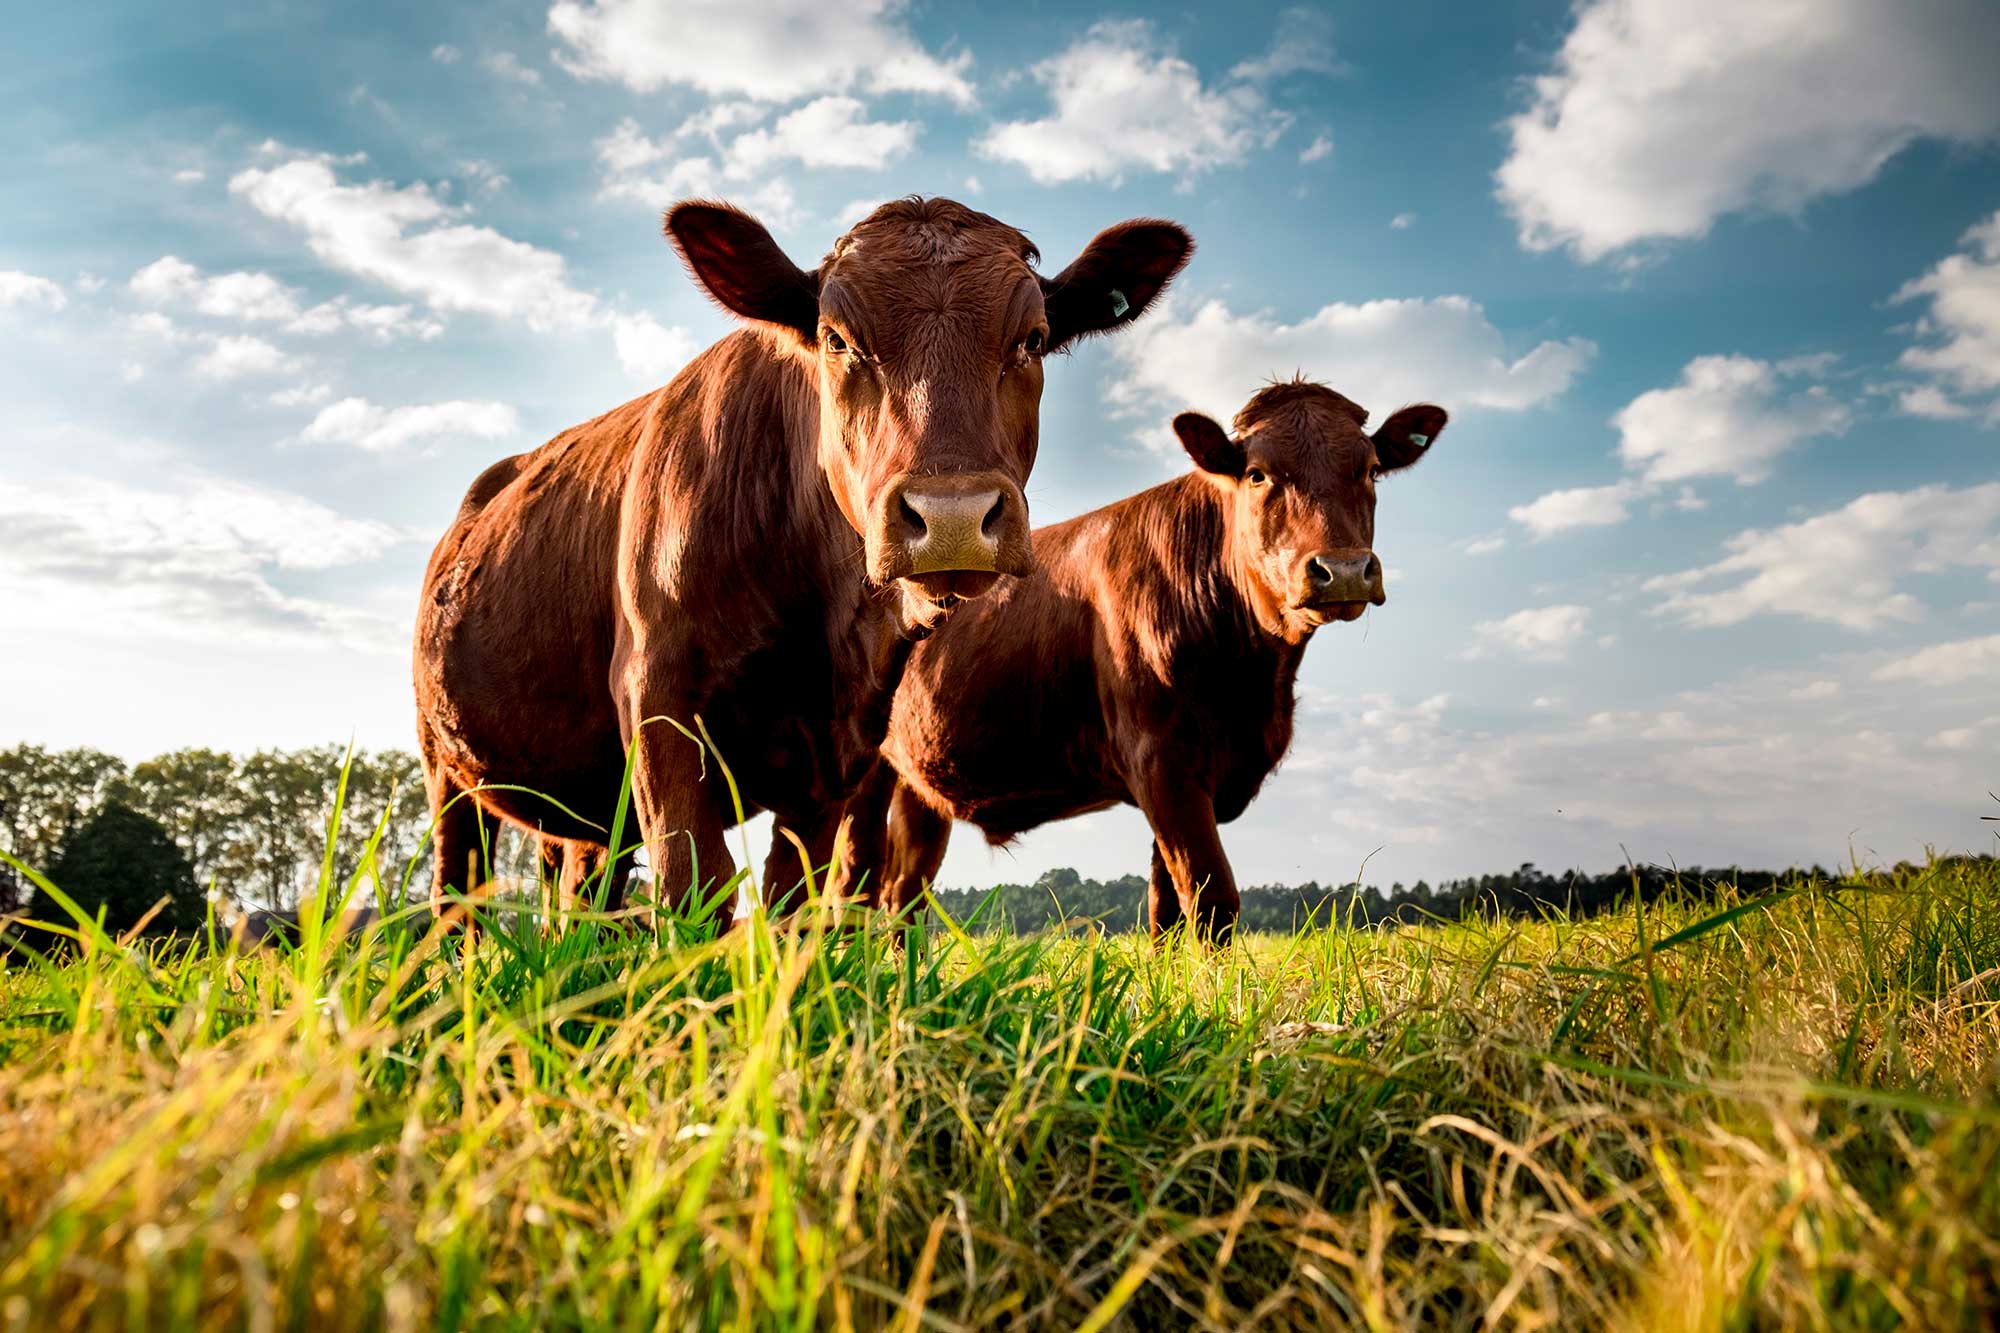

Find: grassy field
<box><xmin>3</xmin><ymin>819</ymin><xmax>1998</xmax><ymax>1330</ymax></box>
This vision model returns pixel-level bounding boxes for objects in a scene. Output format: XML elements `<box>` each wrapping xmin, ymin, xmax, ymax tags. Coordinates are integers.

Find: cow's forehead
<box><xmin>1243</xmin><ymin>399</ymin><xmax>1376</xmax><ymax>479</ymax></box>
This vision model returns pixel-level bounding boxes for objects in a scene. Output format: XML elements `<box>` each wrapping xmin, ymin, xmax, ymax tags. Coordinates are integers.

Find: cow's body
<box><xmin>413</xmin><ymin>197</ymin><xmax>1192</xmax><ymax>923</ymax></box>
<box><xmin>838</xmin><ymin>382</ymin><xmax>1448</xmax><ymax>941</ymax></box>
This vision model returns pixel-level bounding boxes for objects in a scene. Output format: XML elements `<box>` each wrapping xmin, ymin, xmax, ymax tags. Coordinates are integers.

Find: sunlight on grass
<box><xmin>2</xmin><ymin>787</ymin><xmax>1997</xmax><ymax>1328</ymax></box>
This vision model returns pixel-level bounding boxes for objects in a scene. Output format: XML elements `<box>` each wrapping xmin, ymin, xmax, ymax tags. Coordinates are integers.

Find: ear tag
<box><xmin>1109</xmin><ymin>288</ymin><xmax>1130</xmax><ymax>318</ymax></box>
<box><xmin>1407</xmin><ymin>432</ymin><xmax>1429</xmax><ymax>449</ymax></box>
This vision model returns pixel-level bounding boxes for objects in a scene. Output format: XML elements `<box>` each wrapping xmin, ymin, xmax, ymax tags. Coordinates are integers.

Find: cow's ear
<box><xmin>1173</xmin><ymin>412</ymin><xmax>1244</xmax><ymax>477</ymax></box>
<box><xmin>1041</xmin><ymin>219</ymin><xmax>1193</xmax><ymax>352</ymax></box>
<box><xmin>666</xmin><ymin>201</ymin><xmax>819</xmax><ymax>346</ymax></box>
<box><xmin>1372</xmin><ymin>403</ymin><xmax>1447</xmax><ymax>474</ymax></box>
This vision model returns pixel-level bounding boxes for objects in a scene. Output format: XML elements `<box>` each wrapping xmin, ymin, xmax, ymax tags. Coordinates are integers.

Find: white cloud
<box><xmin>1463</xmin><ymin>535</ymin><xmax>1507</xmax><ymax>557</ymax></box>
<box><xmin>193</xmin><ymin>334</ymin><xmax>296</xmax><ymax>380</ymax></box>
<box><xmin>1897</xmin><ymin>384</ymin><xmax>1971</xmax><ymax>420</ymax></box>
<box><xmin>611</xmin><ymin>312</ymin><xmax>700</xmax><ymax>383</ymax></box>
<box><xmin>1929</xmin><ymin>727</ymin><xmax>1981</xmax><ymax>751</ymax></box>
<box><xmin>1893</xmin><ymin>209</ymin><xmax>2000</xmax><ymax>420</ymax></box>
<box><xmin>230</xmin><ymin>155</ymin><xmax>600</xmax><ymax>331</ymax></box>
<box><xmin>459</xmin><ymin>159</ymin><xmax>510</xmax><ymax>194</ymax></box>
<box><xmin>1616</xmin><ymin>355</ymin><xmax>1851</xmax><ymax>485</ymax></box>
<box><xmin>1108</xmin><ymin>294</ymin><xmax>1593</xmax><ymax>434</ymax></box>
<box><xmin>0</xmin><ymin>270</ymin><xmax>67</xmax><ymax>311</ymax></box>
<box><xmin>270</xmin><ymin>383</ymin><xmax>335</xmax><ymax>408</ymax></box>
<box><xmin>130</xmin><ymin>254</ymin><xmax>444</xmax><ymax>341</ymax></box>
<box><xmin>1389</xmin><ymin>212</ymin><xmax>1416</xmax><ymax>231</ymax></box>
<box><xmin>1646</xmin><ymin>482</ymin><xmax>2000</xmax><ymax>631</ymax></box>
<box><xmin>547</xmin><ymin>0</ymin><xmax>974</xmax><ymax>105</ymax></box>
<box><xmin>976</xmin><ymin>20</ymin><xmax>1290</xmax><ymax>185</ymax></box>
<box><xmin>1467</xmin><ymin>604</ymin><xmax>1593</xmax><ymax>661</ymax></box>
<box><xmin>482</xmin><ymin>50</ymin><xmax>543</xmax><ymax>85</ymax></box>
<box><xmin>1789</xmin><ymin>680</ymin><xmax>1840</xmax><ymax>701</ymax></box>
<box><xmin>299</xmin><ymin>397</ymin><xmax>520</xmax><ymax>453</ymax></box>
<box><xmin>962</xmin><ymin>175</ymin><xmax>983</xmax><ymax>194</ymax></box>
<box><xmin>1298</xmin><ymin>133</ymin><xmax>1332</xmax><ymax>164</ymax></box>
<box><xmin>724</xmin><ymin>96</ymin><xmax>918</xmax><ymax>176</ymax></box>
<box><xmin>1229</xmin><ymin>6</ymin><xmax>1338</xmax><ymax>83</ymax></box>
<box><xmin>1497</xmin><ymin>0</ymin><xmax>2000</xmax><ymax>261</ymax></box>
<box><xmin>172</xmin><ymin>168</ymin><xmax>206</xmax><ymax>184</ymax></box>
<box><xmin>1508</xmin><ymin>480</ymin><xmax>1641</xmax><ymax>538</ymax></box>
<box><xmin>431</xmin><ymin>44</ymin><xmax>461</xmax><ymax>64</ymax></box>
<box><xmin>1872</xmin><ymin>633</ymin><xmax>2000</xmax><ymax>686</ymax></box>
<box><xmin>1511</xmin><ymin>354</ymin><xmax>1850</xmax><ymax>538</ymax></box>
<box><xmin>0</xmin><ymin>468</ymin><xmax>406</xmax><ymax>649</ymax></box>
<box><xmin>592</xmin><ymin>119</ymin><xmax>801</xmax><ymax>224</ymax></box>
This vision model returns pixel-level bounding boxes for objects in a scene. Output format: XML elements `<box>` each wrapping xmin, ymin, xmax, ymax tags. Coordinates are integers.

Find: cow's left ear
<box><xmin>1041</xmin><ymin>219</ymin><xmax>1193</xmax><ymax>352</ymax></box>
<box><xmin>1372</xmin><ymin>404</ymin><xmax>1447</xmax><ymax>474</ymax></box>
<box><xmin>665</xmin><ymin>200</ymin><xmax>820</xmax><ymax>348</ymax></box>
<box><xmin>1173</xmin><ymin>412</ymin><xmax>1245</xmax><ymax>477</ymax></box>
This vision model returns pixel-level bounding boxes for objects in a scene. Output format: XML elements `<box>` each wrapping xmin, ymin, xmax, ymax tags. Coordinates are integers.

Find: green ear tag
<box><xmin>1109</xmin><ymin>288</ymin><xmax>1130</xmax><ymax>318</ymax></box>
<box><xmin>1408</xmin><ymin>432</ymin><xmax>1429</xmax><ymax>449</ymax></box>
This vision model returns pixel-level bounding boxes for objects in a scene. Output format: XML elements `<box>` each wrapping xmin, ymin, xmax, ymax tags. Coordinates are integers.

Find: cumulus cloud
<box><xmin>230</xmin><ymin>155</ymin><xmax>600</xmax><ymax>330</ymax></box>
<box><xmin>1298</xmin><ymin>134</ymin><xmax>1332</xmax><ymax>164</ymax></box>
<box><xmin>132</xmin><ymin>255</ymin><xmax>300</xmax><ymax>322</ymax></box>
<box><xmin>482</xmin><ymin>50</ymin><xmax>542</xmax><ymax>86</ymax></box>
<box><xmin>976</xmin><ymin>20</ymin><xmax>1292</xmax><ymax>184</ymax></box>
<box><xmin>1893</xmin><ymin>209</ymin><xmax>2000</xmax><ymax>422</ymax></box>
<box><xmin>0</xmin><ymin>468</ymin><xmax>406</xmax><ymax>649</ymax></box>
<box><xmin>1646</xmin><ymin>482</ymin><xmax>2000</xmax><ymax>631</ymax></box>
<box><xmin>193</xmin><ymin>334</ymin><xmax>296</xmax><ymax>380</ymax></box>
<box><xmin>1108</xmin><ymin>294</ymin><xmax>1593</xmax><ymax>437</ymax></box>
<box><xmin>592</xmin><ymin>118</ymin><xmax>801</xmax><ymax>224</ymax></box>
<box><xmin>547</xmin><ymin>0</ymin><xmax>973</xmax><ymax>105</ymax></box>
<box><xmin>611</xmin><ymin>312</ymin><xmax>700</xmax><ymax>383</ymax></box>
<box><xmin>299</xmin><ymin>397</ymin><xmax>520</xmax><ymax>453</ymax></box>
<box><xmin>724</xmin><ymin>96</ymin><xmax>918</xmax><ymax>176</ymax></box>
<box><xmin>1497</xmin><ymin>0</ymin><xmax>2000</xmax><ymax>261</ymax></box>
<box><xmin>1466</xmin><ymin>604</ymin><xmax>1594</xmax><ymax>661</ymax></box>
<box><xmin>1872</xmin><ymin>633</ymin><xmax>2000</xmax><ymax>686</ymax></box>
<box><xmin>0</xmin><ymin>270</ymin><xmax>67</xmax><ymax>311</ymax></box>
<box><xmin>1229</xmin><ymin>6</ymin><xmax>1338</xmax><ymax>83</ymax></box>
<box><xmin>1511</xmin><ymin>355</ymin><xmax>1850</xmax><ymax>538</ymax></box>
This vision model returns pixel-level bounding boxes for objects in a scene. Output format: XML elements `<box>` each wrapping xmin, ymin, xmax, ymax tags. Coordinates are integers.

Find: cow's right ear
<box><xmin>1042</xmin><ymin>220</ymin><xmax>1193</xmax><ymax>352</ymax></box>
<box><xmin>1173</xmin><ymin>412</ymin><xmax>1244</xmax><ymax>477</ymax></box>
<box><xmin>665</xmin><ymin>201</ymin><xmax>819</xmax><ymax>346</ymax></box>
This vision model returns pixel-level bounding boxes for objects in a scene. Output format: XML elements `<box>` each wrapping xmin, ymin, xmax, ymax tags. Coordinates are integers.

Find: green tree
<box><xmin>116</xmin><ymin>748</ymin><xmax>242</xmax><ymax>890</ymax></box>
<box><xmin>0</xmin><ymin>745</ymin><xmax>127</xmax><ymax>910</ymax></box>
<box><xmin>26</xmin><ymin>801</ymin><xmax>205</xmax><ymax>936</ymax></box>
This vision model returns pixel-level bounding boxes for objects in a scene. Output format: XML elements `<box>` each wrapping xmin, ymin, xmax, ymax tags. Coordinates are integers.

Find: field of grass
<box><xmin>4</xmin><ymin>818</ymin><xmax>1999</xmax><ymax>1329</ymax></box>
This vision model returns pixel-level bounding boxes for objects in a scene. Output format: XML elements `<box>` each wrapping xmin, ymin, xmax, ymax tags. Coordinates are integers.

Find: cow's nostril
<box><xmin>1364</xmin><ymin>553</ymin><xmax>1382</xmax><ymax>581</ymax></box>
<box><xmin>898</xmin><ymin>495</ymin><xmax>927</xmax><ymax>539</ymax></box>
<box><xmin>982</xmin><ymin>494</ymin><xmax>1007</xmax><ymax>537</ymax></box>
<box><xmin>1307</xmin><ymin>556</ymin><xmax>1334</xmax><ymax>588</ymax></box>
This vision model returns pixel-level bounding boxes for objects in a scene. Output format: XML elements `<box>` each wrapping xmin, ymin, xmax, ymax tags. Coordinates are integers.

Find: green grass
<box><xmin>3</xmin><ymin>817</ymin><xmax>1998</xmax><ymax>1329</ymax></box>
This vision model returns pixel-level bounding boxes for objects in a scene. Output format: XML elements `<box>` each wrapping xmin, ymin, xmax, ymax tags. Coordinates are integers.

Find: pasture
<box><xmin>4</xmin><ymin>808</ymin><xmax>1996</xmax><ymax>1330</ymax></box>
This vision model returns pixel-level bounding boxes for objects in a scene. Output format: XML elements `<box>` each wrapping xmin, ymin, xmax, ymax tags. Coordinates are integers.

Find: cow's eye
<box><xmin>1369</xmin><ymin>465</ymin><xmax>1384</xmax><ymax>481</ymax></box>
<box><xmin>1023</xmin><ymin>328</ymin><xmax>1046</xmax><ymax>356</ymax></box>
<box><xmin>823</xmin><ymin>329</ymin><xmax>849</xmax><ymax>354</ymax></box>
<box><xmin>1245</xmin><ymin>467</ymin><xmax>1269</xmax><ymax>486</ymax></box>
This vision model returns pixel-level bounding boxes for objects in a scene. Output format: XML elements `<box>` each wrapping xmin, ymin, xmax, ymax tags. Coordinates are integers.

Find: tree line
<box><xmin>0</xmin><ymin>743</ymin><xmax>430</xmax><ymax>915</ymax></box>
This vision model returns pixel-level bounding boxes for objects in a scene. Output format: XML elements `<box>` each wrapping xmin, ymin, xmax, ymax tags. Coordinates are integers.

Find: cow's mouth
<box><xmin>1295</xmin><ymin>600</ymin><xmax>1371</xmax><ymax>626</ymax></box>
<box><xmin>894</xmin><ymin>570</ymin><xmax>1002</xmax><ymax>640</ymax></box>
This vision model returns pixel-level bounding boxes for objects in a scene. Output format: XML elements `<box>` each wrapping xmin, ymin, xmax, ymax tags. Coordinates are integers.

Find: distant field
<box><xmin>3</xmin><ymin>846</ymin><xmax>1997</xmax><ymax>1330</ymax></box>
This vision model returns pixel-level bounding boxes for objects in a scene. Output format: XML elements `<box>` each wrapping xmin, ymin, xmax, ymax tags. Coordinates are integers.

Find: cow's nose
<box><xmin>1306</xmin><ymin>551</ymin><xmax>1385</xmax><ymax>604</ymax></box>
<box><xmin>873</xmin><ymin>472</ymin><xmax>1032</xmax><ymax>582</ymax></box>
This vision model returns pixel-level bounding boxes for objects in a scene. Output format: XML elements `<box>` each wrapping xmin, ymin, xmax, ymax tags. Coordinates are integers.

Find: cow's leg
<box><xmin>826</xmin><ymin>757</ymin><xmax>897</xmax><ymax>908</ymax></box>
<box><xmin>429</xmin><ymin>779</ymin><xmax>503</xmax><ymax>929</ymax></box>
<box><xmin>1146</xmin><ymin>839</ymin><xmax>1185</xmax><ymax>939</ymax></box>
<box><xmin>1132</xmin><ymin>770</ymin><xmax>1238</xmax><ymax>946</ymax></box>
<box><xmin>763</xmin><ymin>809</ymin><xmax>844</xmax><ymax>918</ymax></box>
<box><xmin>623</xmin><ymin>691</ymin><xmax>737</xmax><ymax>931</ymax></box>
<box><xmin>540</xmin><ymin>837</ymin><xmax>615</xmax><ymax>930</ymax></box>
<box><xmin>882</xmin><ymin>782</ymin><xmax>951</xmax><ymax>920</ymax></box>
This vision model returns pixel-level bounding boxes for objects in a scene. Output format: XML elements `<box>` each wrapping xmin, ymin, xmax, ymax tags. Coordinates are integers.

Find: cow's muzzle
<box><xmin>870</xmin><ymin>472</ymin><xmax>1032</xmax><ymax>586</ymax></box>
<box><xmin>1294</xmin><ymin>549</ymin><xmax>1384</xmax><ymax>622</ymax></box>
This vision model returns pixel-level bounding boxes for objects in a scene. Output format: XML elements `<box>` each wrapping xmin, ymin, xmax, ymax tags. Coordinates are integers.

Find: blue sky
<box><xmin>3</xmin><ymin>0</ymin><xmax>1997</xmax><ymax>891</ymax></box>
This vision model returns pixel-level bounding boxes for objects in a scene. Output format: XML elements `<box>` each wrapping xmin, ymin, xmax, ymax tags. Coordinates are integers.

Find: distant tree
<box><xmin>116</xmin><ymin>747</ymin><xmax>241</xmax><ymax>890</ymax></box>
<box><xmin>0</xmin><ymin>745</ymin><xmax>126</xmax><ymax>910</ymax></box>
<box><xmin>26</xmin><ymin>801</ymin><xmax>205</xmax><ymax>937</ymax></box>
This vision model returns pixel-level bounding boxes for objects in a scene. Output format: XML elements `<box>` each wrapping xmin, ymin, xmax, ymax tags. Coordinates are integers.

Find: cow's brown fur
<box><xmin>413</xmin><ymin>197</ymin><xmax>1191</xmax><ymax>923</ymax></box>
<box><xmin>832</xmin><ymin>381</ymin><xmax>1448</xmax><ymax>942</ymax></box>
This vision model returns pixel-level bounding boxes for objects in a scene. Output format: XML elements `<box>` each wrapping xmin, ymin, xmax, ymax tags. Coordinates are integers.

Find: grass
<box><xmin>2</xmin><ymin>789</ymin><xmax>1998</xmax><ymax>1329</ymax></box>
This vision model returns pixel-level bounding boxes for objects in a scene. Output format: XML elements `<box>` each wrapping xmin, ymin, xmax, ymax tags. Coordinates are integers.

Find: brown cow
<box><xmin>831</xmin><ymin>379</ymin><xmax>1447</xmax><ymax>943</ymax></box>
<box><xmin>413</xmin><ymin>197</ymin><xmax>1192</xmax><ymax>925</ymax></box>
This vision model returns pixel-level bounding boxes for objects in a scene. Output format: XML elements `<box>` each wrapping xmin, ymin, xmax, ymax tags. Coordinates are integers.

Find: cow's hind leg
<box><xmin>882</xmin><ymin>783</ymin><xmax>951</xmax><ymax>920</ymax></box>
<box><xmin>1146</xmin><ymin>840</ymin><xmax>1184</xmax><ymax>940</ymax></box>
<box><xmin>429</xmin><ymin>777</ymin><xmax>504</xmax><ymax>929</ymax></box>
<box><xmin>764</xmin><ymin>810</ymin><xmax>845</xmax><ymax>918</ymax></box>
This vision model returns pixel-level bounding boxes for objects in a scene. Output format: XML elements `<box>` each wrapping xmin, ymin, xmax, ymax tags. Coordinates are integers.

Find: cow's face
<box><xmin>1173</xmin><ymin>381</ymin><xmax>1447</xmax><ymax>642</ymax></box>
<box><xmin>668</xmin><ymin>198</ymin><xmax>1191</xmax><ymax>630</ymax></box>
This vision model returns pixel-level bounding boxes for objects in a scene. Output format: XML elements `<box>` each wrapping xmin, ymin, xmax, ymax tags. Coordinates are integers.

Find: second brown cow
<box><xmin>833</xmin><ymin>379</ymin><xmax>1447</xmax><ymax>942</ymax></box>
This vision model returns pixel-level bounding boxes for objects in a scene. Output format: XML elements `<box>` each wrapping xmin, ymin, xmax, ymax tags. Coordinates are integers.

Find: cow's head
<box><xmin>1173</xmin><ymin>379</ymin><xmax>1447</xmax><ymax>643</ymax></box>
<box><xmin>667</xmin><ymin>197</ymin><xmax>1191</xmax><ymax>629</ymax></box>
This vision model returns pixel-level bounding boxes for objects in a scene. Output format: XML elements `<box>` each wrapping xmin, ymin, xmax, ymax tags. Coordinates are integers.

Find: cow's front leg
<box><xmin>764</xmin><ymin>808</ymin><xmax>846</xmax><ymax>917</ymax></box>
<box><xmin>622</xmin><ymin>683</ymin><xmax>737</xmax><ymax>931</ymax></box>
<box><xmin>1131</xmin><ymin>762</ymin><xmax>1239</xmax><ymax>947</ymax></box>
